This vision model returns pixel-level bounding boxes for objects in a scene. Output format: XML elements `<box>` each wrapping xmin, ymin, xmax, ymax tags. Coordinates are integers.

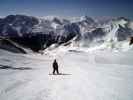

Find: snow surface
<box><xmin>0</xmin><ymin>49</ymin><xmax>133</xmax><ymax>100</ymax></box>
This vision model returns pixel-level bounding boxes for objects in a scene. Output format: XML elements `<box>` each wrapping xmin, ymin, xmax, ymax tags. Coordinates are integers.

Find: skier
<box><xmin>52</xmin><ymin>59</ymin><xmax>59</xmax><ymax>74</ymax></box>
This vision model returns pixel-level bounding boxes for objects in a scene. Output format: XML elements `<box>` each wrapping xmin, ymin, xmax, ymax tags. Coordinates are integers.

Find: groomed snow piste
<box><xmin>0</xmin><ymin>49</ymin><xmax>133</xmax><ymax>100</ymax></box>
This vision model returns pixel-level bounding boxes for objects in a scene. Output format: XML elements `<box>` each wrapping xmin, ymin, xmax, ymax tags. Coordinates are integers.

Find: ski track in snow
<box><xmin>0</xmin><ymin>50</ymin><xmax>133</xmax><ymax>100</ymax></box>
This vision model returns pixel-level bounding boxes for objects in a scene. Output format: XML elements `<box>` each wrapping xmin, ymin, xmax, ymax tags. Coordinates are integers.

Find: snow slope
<box><xmin>0</xmin><ymin>49</ymin><xmax>133</xmax><ymax>100</ymax></box>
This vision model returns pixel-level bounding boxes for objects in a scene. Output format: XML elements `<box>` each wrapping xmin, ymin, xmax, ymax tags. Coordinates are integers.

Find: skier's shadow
<box><xmin>49</xmin><ymin>73</ymin><xmax>72</xmax><ymax>75</ymax></box>
<box><xmin>0</xmin><ymin>64</ymin><xmax>32</xmax><ymax>70</ymax></box>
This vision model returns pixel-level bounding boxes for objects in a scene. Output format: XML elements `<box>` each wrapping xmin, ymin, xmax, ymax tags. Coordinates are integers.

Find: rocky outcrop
<box><xmin>129</xmin><ymin>37</ymin><xmax>133</xmax><ymax>45</ymax></box>
<box><xmin>0</xmin><ymin>37</ymin><xmax>27</xmax><ymax>54</ymax></box>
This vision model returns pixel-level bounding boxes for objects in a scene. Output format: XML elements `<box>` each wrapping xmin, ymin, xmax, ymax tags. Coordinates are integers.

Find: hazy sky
<box><xmin>0</xmin><ymin>0</ymin><xmax>133</xmax><ymax>18</ymax></box>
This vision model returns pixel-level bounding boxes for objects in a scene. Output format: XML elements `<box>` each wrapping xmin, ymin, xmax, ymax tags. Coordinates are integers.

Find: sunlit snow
<box><xmin>0</xmin><ymin>48</ymin><xmax>133</xmax><ymax>100</ymax></box>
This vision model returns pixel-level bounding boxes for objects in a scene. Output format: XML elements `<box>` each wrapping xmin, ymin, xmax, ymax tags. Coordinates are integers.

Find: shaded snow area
<box><xmin>0</xmin><ymin>49</ymin><xmax>133</xmax><ymax>100</ymax></box>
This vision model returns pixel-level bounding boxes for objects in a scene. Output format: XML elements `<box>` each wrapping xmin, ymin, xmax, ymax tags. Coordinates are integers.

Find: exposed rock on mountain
<box><xmin>0</xmin><ymin>37</ymin><xmax>27</xmax><ymax>53</ymax></box>
<box><xmin>0</xmin><ymin>15</ymin><xmax>133</xmax><ymax>52</ymax></box>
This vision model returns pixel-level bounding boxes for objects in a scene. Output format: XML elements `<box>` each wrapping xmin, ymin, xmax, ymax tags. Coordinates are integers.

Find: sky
<box><xmin>0</xmin><ymin>0</ymin><xmax>133</xmax><ymax>19</ymax></box>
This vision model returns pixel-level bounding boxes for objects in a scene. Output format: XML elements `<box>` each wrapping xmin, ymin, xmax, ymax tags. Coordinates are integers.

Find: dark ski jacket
<box><xmin>53</xmin><ymin>60</ymin><xmax>58</xmax><ymax>69</ymax></box>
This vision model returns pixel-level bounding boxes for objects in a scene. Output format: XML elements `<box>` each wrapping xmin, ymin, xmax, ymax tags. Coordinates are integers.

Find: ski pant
<box><xmin>53</xmin><ymin>68</ymin><xmax>59</xmax><ymax>74</ymax></box>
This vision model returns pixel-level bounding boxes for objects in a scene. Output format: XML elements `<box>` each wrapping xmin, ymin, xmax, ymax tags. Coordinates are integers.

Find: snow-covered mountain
<box><xmin>0</xmin><ymin>15</ymin><xmax>133</xmax><ymax>52</ymax></box>
<box><xmin>1</xmin><ymin>15</ymin><xmax>133</xmax><ymax>100</ymax></box>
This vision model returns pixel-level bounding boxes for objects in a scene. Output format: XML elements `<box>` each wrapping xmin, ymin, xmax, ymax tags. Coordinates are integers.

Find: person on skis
<box><xmin>52</xmin><ymin>59</ymin><xmax>59</xmax><ymax>74</ymax></box>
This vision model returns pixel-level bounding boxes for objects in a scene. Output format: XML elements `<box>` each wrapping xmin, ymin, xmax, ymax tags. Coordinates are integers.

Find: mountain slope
<box><xmin>0</xmin><ymin>37</ymin><xmax>27</xmax><ymax>53</ymax></box>
<box><xmin>0</xmin><ymin>15</ymin><xmax>133</xmax><ymax>52</ymax></box>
